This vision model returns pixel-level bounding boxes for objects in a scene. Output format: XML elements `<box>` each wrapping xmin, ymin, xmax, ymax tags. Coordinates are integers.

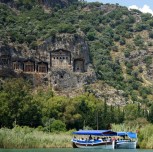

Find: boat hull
<box><xmin>72</xmin><ymin>140</ymin><xmax>114</xmax><ymax>149</ymax></box>
<box><xmin>115</xmin><ymin>141</ymin><xmax>137</xmax><ymax>149</ymax></box>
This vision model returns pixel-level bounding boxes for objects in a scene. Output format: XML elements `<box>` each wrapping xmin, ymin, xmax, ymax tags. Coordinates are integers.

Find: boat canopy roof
<box><xmin>117</xmin><ymin>132</ymin><xmax>137</xmax><ymax>139</ymax></box>
<box><xmin>73</xmin><ymin>130</ymin><xmax>117</xmax><ymax>136</ymax></box>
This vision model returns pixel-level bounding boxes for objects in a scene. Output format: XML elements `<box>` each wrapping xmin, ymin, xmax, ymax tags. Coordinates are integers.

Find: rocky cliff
<box><xmin>0</xmin><ymin>34</ymin><xmax>96</xmax><ymax>91</ymax></box>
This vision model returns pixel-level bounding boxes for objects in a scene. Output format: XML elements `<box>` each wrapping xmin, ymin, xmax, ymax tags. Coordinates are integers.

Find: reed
<box><xmin>138</xmin><ymin>124</ymin><xmax>153</xmax><ymax>149</ymax></box>
<box><xmin>0</xmin><ymin>126</ymin><xmax>73</xmax><ymax>149</ymax></box>
<box><xmin>112</xmin><ymin>123</ymin><xmax>138</xmax><ymax>132</ymax></box>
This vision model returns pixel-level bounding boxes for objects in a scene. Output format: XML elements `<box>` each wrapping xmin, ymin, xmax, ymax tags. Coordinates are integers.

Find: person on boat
<box><xmin>98</xmin><ymin>137</ymin><xmax>103</xmax><ymax>141</ymax></box>
<box><xmin>79</xmin><ymin>137</ymin><xmax>84</xmax><ymax>141</ymax></box>
<box><xmin>89</xmin><ymin>135</ymin><xmax>92</xmax><ymax>140</ymax></box>
<box><xmin>107</xmin><ymin>137</ymin><xmax>111</xmax><ymax>141</ymax></box>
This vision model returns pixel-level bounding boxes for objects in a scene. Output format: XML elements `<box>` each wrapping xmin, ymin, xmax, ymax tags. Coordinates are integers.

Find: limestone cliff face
<box><xmin>0</xmin><ymin>34</ymin><xmax>96</xmax><ymax>91</ymax></box>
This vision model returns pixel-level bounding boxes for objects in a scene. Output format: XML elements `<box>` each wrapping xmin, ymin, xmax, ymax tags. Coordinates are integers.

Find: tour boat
<box><xmin>115</xmin><ymin>132</ymin><xmax>137</xmax><ymax>149</ymax></box>
<box><xmin>71</xmin><ymin>130</ymin><xmax>117</xmax><ymax>149</ymax></box>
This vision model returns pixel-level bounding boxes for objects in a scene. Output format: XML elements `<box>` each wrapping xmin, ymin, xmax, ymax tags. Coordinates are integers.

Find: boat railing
<box><xmin>72</xmin><ymin>138</ymin><xmax>111</xmax><ymax>144</ymax></box>
<box><xmin>117</xmin><ymin>139</ymin><xmax>136</xmax><ymax>143</ymax></box>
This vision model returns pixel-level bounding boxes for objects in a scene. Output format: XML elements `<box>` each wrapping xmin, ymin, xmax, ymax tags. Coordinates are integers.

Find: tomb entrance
<box><xmin>51</xmin><ymin>49</ymin><xmax>71</xmax><ymax>69</ymax></box>
<box><xmin>23</xmin><ymin>60</ymin><xmax>35</xmax><ymax>72</ymax></box>
<box><xmin>37</xmin><ymin>62</ymin><xmax>48</xmax><ymax>73</ymax></box>
<box><xmin>73</xmin><ymin>59</ymin><xmax>84</xmax><ymax>72</ymax></box>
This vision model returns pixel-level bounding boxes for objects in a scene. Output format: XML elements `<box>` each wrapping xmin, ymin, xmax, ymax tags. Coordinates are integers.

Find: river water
<box><xmin>0</xmin><ymin>149</ymin><xmax>153</xmax><ymax>152</ymax></box>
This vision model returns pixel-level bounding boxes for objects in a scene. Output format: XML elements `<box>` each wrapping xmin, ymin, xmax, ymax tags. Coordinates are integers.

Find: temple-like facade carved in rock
<box><xmin>0</xmin><ymin>34</ymin><xmax>96</xmax><ymax>90</ymax></box>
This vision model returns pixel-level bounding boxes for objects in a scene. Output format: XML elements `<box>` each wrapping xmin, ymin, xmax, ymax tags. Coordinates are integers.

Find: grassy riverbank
<box><xmin>0</xmin><ymin>126</ymin><xmax>73</xmax><ymax>149</ymax></box>
<box><xmin>0</xmin><ymin>124</ymin><xmax>153</xmax><ymax>149</ymax></box>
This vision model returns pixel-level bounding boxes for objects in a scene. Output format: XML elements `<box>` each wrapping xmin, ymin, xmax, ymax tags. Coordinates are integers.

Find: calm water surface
<box><xmin>0</xmin><ymin>149</ymin><xmax>153</xmax><ymax>152</ymax></box>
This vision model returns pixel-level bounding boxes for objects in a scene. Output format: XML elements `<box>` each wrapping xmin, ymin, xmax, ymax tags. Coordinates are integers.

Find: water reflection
<box><xmin>0</xmin><ymin>148</ymin><xmax>152</xmax><ymax>152</ymax></box>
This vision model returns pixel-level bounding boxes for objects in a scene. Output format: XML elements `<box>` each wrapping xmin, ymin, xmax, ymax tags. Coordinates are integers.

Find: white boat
<box><xmin>71</xmin><ymin>130</ymin><xmax>116</xmax><ymax>149</ymax></box>
<box><xmin>115</xmin><ymin>132</ymin><xmax>137</xmax><ymax>149</ymax></box>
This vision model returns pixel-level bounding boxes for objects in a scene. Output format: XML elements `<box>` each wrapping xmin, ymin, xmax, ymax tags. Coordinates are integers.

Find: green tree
<box><xmin>0</xmin><ymin>78</ymin><xmax>41</xmax><ymax>127</ymax></box>
<box><xmin>50</xmin><ymin>120</ymin><xmax>66</xmax><ymax>132</ymax></box>
<box><xmin>148</xmin><ymin>104</ymin><xmax>153</xmax><ymax>123</ymax></box>
<box><xmin>149</xmin><ymin>31</ymin><xmax>153</xmax><ymax>39</ymax></box>
<box><xmin>0</xmin><ymin>92</ymin><xmax>9</xmax><ymax>127</ymax></box>
<box><xmin>87</xmin><ymin>31</ymin><xmax>96</xmax><ymax>41</ymax></box>
<box><xmin>124</xmin><ymin>104</ymin><xmax>138</xmax><ymax>121</ymax></box>
<box><xmin>133</xmin><ymin>35</ymin><xmax>144</xmax><ymax>46</ymax></box>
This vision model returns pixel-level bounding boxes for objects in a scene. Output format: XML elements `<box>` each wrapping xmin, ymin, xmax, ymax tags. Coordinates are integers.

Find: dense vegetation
<box><xmin>1</xmin><ymin>0</ymin><xmax>153</xmax><ymax>148</ymax></box>
<box><xmin>0</xmin><ymin>78</ymin><xmax>153</xmax><ymax>130</ymax></box>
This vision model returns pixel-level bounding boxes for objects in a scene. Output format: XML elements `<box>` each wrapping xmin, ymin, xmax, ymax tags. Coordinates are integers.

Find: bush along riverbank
<box><xmin>0</xmin><ymin>124</ymin><xmax>153</xmax><ymax>149</ymax></box>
